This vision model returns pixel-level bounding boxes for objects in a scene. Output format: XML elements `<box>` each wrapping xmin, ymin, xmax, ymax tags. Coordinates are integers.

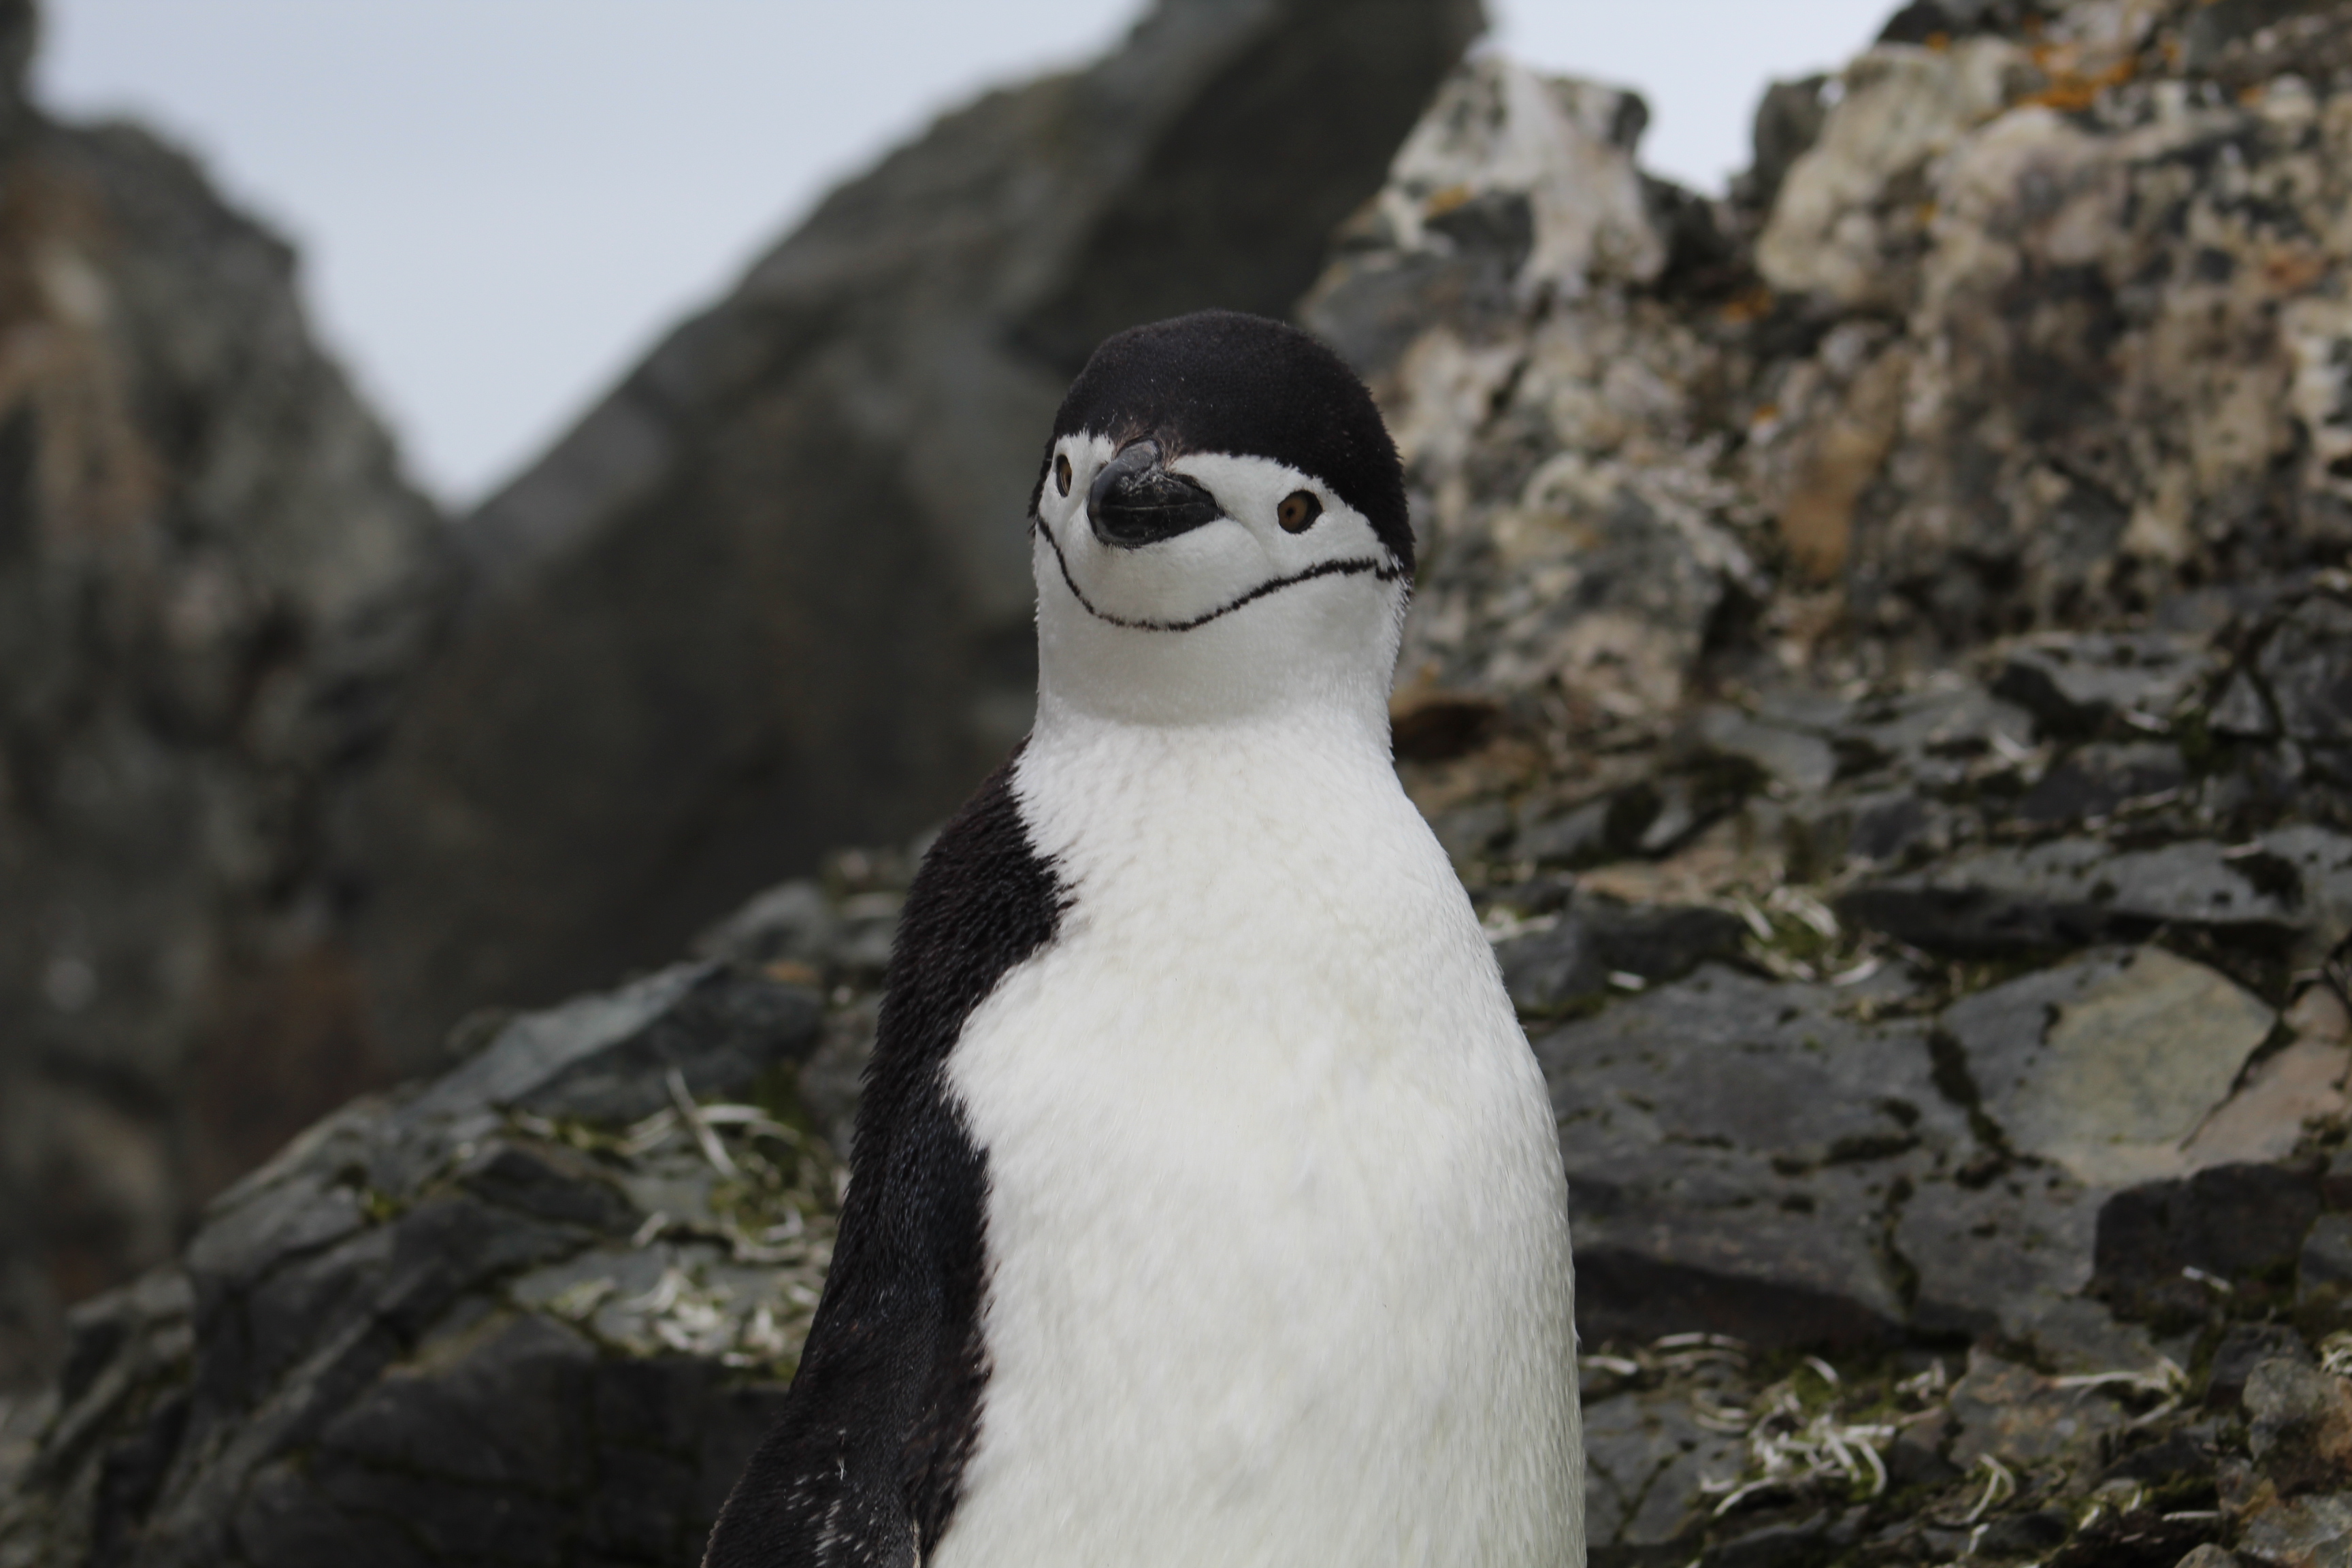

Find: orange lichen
<box><xmin>2021</xmin><ymin>37</ymin><xmax>2140</xmax><ymax>112</ymax></box>
<box><xmin>1423</xmin><ymin>184</ymin><xmax>1473</xmax><ymax>218</ymax></box>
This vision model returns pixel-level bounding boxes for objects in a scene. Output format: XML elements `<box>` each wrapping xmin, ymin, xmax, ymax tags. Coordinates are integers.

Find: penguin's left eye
<box><xmin>1054</xmin><ymin>453</ymin><xmax>1072</xmax><ymax>495</ymax></box>
<box><xmin>1277</xmin><ymin>491</ymin><xmax>1322</xmax><ymax>534</ymax></box>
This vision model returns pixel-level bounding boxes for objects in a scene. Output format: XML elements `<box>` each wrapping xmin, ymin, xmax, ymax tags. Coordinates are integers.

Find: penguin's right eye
<box><xmin>1055</xmin><ymin>454</ymin><xmax>1072</xmax><ymax>495</ymax></box>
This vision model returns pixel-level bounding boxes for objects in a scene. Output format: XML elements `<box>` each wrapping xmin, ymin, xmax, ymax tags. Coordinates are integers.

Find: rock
<box><xmin>2236</xmin><ymin>1493</ymin><xmax>2352</xmax><ymax>1568</ymax></box>
<box><xmin>2210</xmin><ymin>1326</ymin><xmax>2315</xmax><ymax>1410</ymax></box>
<box><xmin>1517</xmin><ymin>796</ymin><xmax>1627</xmax><ymax>870</ymax></box>
<box><xmin>1949</xmin><ymin>1349</ymin><xmax>2129</xmax><ymax>1468</ymax></box>
<box><xmin>2092</xmin><ymin>1164</ymin><xmax>2323</xmax><ymax>1322</ymax></box>
<box><xmin>689</xmin><ymin>882</ymin><xmax>836</xmax><ymax>979</ymax></box>
<box><xmin>1885</xmin><ymin>1408</ymin><xmax>1961</xmax><ymax>1489</ymax></box>
<box><xmin>1541</xmin><ymin>964</ymin><xmax>1969</xmax><ymax>1347</ymax></box>
<box><xmin>2175</xmin><ymin>1549</ymin><xmax>2242</xmax><ymax>1568</ymax></box>
<box><xmin>1735</xmin><ymin>76</ymin><xmax>1831</xmax><ymax>215</ymax></box>
<box><xmin>345</xmin><ymin>0</ymin><xmax>1486</xmax><ymax>1066</ymax></box>
<box><xmin>2326</xmin><ymin>1148</ymin><xmax>2352</xmax><ymax>1211</ymax></box>
<box><xmin>1993</xmin><ymin>634</ymin><xmax>2219</xmax><ymax>742</ymax></box>
<box><xmin>2304</xmin><ymin>1215</ymin><xmax>2352</xmax><ymax>1311</ymax></box>
<box><xmin>411</xmin><ymin>962</ymin><xmax>821</xmax><ymax>1128</ymax></box>
<box><xmin>2179</xmin><ymin>987</ymin><xmax>2351</xmax><ymax>1171</ymax></box>
<box><xmin>1582</xmin><ymin>1382</ymin><xmax>1745</xmax><ymax>1549</ymax></box>
<box><xmin>1840</xmin><ymin>834</ymin><xmax>2348</xmax><ymax>963</ymax></box>
<box><xmin>1494</xmin><ymin>898</ymin><xmax>1748</xmax><ymax>1017</ymax></box>
<box><xmin>1302</xmin><ymin>55</ymin><xmax>1762</xmax><ymax>728</ymax></box>
<box><xmin>2014</xmin><ymin>742</ymin><xmax>2189</xmax><ymax>827</ymax></box>
<box><xmin>1940</xmin><ymin>947</ymin><xmax>2274</xmax><ymax>1186</ymax></box>
<box><xmin>2257</xmin><ymin>595</ymin><xmax>2352</xmax><ymax>749</ymax></box>
<box><xmin>0</xmin><ymin>955</ymin><xmax>834</xmax><ymax>1567</ymax></box>
<box><xmin>1976</xmin><ymin>1509</ymin><xmax>2074</xmax><ymax>1557</ymax></box>
<box><xmin>1757</xmin><ymin>39</ymin><xmax>2023</xmax><ymax>313</ymax></box>
<box><xmin>1691</xmin><ymin>706</ymin><xmax>1840</xmax><ymax>796</ymax></box>
<box><xmin>1703</xmin><ymin>1514</ymin><xmax>1844</xmax><ymax>1568</ymax></box>
<box><xmin>1895</xmin><ymin>1174</ymin><xmax>2106</xmax><ymax>1347</ymax></box>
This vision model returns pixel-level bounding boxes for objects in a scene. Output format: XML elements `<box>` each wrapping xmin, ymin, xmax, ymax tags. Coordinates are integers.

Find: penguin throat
<box><xmin>1032</xmin><ymin>545</ymin><xmax>1407</xmax><ymax>735</ymax></box>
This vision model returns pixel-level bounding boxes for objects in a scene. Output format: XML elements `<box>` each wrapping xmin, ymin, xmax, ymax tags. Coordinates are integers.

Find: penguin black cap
<box><xmin>1030</xmin><ymin>309</ymin><xmax>1416</xmax><ymax>575</ymax></box>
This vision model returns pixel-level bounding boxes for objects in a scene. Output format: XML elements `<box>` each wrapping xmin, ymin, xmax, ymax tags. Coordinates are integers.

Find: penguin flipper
<box><xmin>705</xmin><ymin>756</ymin><xmax>1062</xmax><ymax>1567</ymax></box>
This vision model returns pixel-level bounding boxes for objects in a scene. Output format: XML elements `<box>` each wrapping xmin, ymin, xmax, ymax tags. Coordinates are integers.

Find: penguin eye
<box><xmin>1277</xmin><ymin>490</ymin><xmax>1322</xmax><ymax>534</ymax></box>
<box><xmin>1054</xmin><ymin>453</ymin><xmax>1072</xmax><ymax>496</ymax></box>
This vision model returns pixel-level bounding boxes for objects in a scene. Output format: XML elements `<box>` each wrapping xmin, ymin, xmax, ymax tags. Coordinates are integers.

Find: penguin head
<box><xmin>1028</xmin><ymin>310</ymin><xmax>1414</xmax><ymax>729</ymax></box>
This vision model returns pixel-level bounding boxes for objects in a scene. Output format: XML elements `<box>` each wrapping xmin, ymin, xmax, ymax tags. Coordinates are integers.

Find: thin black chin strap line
<box><xmin>1034</xmin><ymin>518</ymin><xmax>1407</xmax><ymax>634</ymax></box>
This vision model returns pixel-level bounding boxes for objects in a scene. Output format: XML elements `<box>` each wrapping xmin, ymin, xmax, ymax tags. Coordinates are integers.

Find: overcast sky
<box><xmin>38</xmin><ymin>1</ymin><xmax>1893</xmax><ymax>506</ymax></box>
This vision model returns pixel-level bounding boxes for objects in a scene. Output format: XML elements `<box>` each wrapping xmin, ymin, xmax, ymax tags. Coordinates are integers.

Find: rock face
<box><xmin>344</xmin><ymin>0</ymin><xmax>1487</xmax><ymax>1064</ymax></box>
<box><xmin>0</xmin><ymin>2</ymin><xmax>447</xmax><ymax>1392</ymax></box>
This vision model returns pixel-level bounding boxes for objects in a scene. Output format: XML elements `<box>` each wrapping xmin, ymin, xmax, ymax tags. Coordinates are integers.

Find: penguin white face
<box><xmin>1028</xmin><ymin>311</ymin><xmax>1415</xmax><ymax>729</ymax></box>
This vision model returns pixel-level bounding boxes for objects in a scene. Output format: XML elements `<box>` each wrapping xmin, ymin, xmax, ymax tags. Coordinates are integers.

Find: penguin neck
<box><xmin>1030</xmin><ymin>557</ymin><xmax>1405</xmax><ymax>738</ymax></box>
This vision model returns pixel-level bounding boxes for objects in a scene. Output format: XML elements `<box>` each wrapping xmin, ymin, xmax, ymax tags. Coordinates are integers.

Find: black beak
<box><xmin>1086</xmin><ymin>439</ymin><xmax>1223</xmax><ymax>549</ymax></box>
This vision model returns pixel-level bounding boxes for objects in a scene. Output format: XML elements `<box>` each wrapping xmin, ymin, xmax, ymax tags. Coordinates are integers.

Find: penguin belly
<box><xmin>932</xmin><ymin>730</ymin><xmax>1582</xmax><ymax>1568</ymax></box>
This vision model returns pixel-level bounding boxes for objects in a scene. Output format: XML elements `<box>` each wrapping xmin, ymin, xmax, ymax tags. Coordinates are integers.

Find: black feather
<box><xmin>704</xmin><ymin>753</ymin><xmax>1066</xmax><ymax>1567</ymax></box>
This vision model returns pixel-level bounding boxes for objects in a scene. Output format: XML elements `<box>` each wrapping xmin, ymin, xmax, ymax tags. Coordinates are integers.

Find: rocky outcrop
<box><xmin>343</xmin><ymin>0</ymin><xmax>1486</xmax><ymax>1065</ymax></box>
<box><xmin>0</xmin><ymin>956</ymin><xmax>831</xmax><ymax>1568</ymax></box>
<box><xmin>0</xmin><ymin>3</ymin><xmax>448</xmax><ymax>1392</ymax></box>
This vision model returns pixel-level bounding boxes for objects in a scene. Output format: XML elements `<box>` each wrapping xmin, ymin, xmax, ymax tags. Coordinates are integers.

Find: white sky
<box><xmin>38</xmin><ymin>1</ymin><xmax>1893</xmax><ymax>506</ymax></box>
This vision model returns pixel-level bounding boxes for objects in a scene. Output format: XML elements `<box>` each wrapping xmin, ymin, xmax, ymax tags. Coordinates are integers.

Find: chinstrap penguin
<box><xmin>704</xmin><ymin>309</ymin><xmax>1584</xmax><ymax>1568</ymax></box>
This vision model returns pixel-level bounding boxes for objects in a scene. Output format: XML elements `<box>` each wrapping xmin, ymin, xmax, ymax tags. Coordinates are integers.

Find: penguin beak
<box><xmin>1086</xmin><ymin>439</ymin><xmax>1223</xmax><ymax>549</ymax></box>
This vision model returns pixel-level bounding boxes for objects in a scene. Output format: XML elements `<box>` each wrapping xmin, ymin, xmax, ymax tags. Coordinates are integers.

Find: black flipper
<box><xmin>704</xmin><ymin>753</ymin><xmax>1066</xmax><ymax>1567</ymax></box>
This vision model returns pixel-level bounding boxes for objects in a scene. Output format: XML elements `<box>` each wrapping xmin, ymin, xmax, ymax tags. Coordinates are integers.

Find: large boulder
<box><xmin>0</xmin><ymin>3</ymin><xmax>448</xmax><ymax>1390</ymax></box>
<box><xmin>345</xmin><ymin>0</ymin><xmax>1486</xmax><ymax>1063</ymax></box>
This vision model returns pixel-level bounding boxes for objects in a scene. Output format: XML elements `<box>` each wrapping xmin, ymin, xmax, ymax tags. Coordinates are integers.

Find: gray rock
<box><xmin>1895</xmin><ymin>1175</ymin><xmax>2104</xmax><ymax>1345</ymax></box>
<box><xmin>412</xmin><ymin>961</ymin><xmax>821</xmax><ymax>1128</ymax></box>
<box><xmin>2258</xmin><ymin>595</ymin><xmax>2352</xmax><ymax>748</ymax></box>
<box><xmin>1993</xmin><ymin>634</ymin><xmax>2219</xmax><ymax>741</ymax></box>
<box><xmin>346</xmin><ymin>0</ymin><xmax>1486</xmax><ymax>1066</ymax></box>
<box><xmin>689</xmin><ymin>881</ymin><xmax>836</xmax><ymax>975</ymax></box>
<box><xmin>2013</xmin><ymin>742</ymin><xmax>2188</xmax><ymax>826</ymax></box>
<box><xmin>2209</xmin><ymin>1324</ymin><xmax>2314</xmax><ymax>1411</ymax></box>
<box><xmin>1839</xmin><ymin>835</ymin><xmax>2333</xmax><ymax>960</ymax></box>
<box><xmin>1541</xmin><ymin>965</ymin><xmax>1967</xmax><ymax>1347</ymax></box>
<box><xmin>2301</xmin><ymin>1214</ymin><xmax>2352</xmax><ymax>1313</ymax></box>
<box><xmin>2092</xmin><ymin>1164</ymin><xmax>2323</xmax><ymax>1324</ymax></box>
<box><xmin>2236</xmin><ymin>1492</ymin><xmax>2352</xmax><ymax>1568</ymax></box>
<box><xmin>1691</xmin><ymin>707</ymin><xmax>1838</xmax><ymax>796</ymax></box>
<box><xmin>1516</xmin><ymin>796</ymin><xmax>1623</xmax><ymax>870</ymax></box>
<box><xmin>2326</xmin><ymin>1148</ymin><xmax>2352</xmax><ymax>1211</ymax></box>
<box><xmin>1494</xmin><ymin>898</ymin><xmax>1747</xmax><ymax>1017</ymax></box>
<box><xmin>1948</xmin><ymin>1349</ymin><xmax>2127</xmax><ymax>1468</ymax></box>
<box><xmin>2174</xmin><ymin>1548</ymin><xmax>2241</xmax><ymax>1568</ymax></box>
<box><xmin>1939</xmin><ymin>947</ymin><xmax>2273</xmax><ymax>1187</ymax></box>
<box><xmin>1582</xmin><ymin>1384</ymin><xmax>1744</xmax><ymax>1548</ymax></box>
<box><xmin>2246</xmin><ymin>1358</ymin><xmax>2352</xmax><ymax>1499</ymax></box>
<box><xmin>1735</xmin><ymin>76</ymin><xmax>1831</xmax><ymax>215</ymax></box>
<box><xmin>2212</xmin><ymin>670</ymin><xmax>2280</xmax><ymax>740</ymax></box>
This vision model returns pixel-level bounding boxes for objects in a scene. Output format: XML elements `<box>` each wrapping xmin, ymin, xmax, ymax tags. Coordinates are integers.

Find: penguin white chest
<box><xmin>933</xmin><ymin>727</ymin><xmax>1582</xmax><ymax>1568</ymax></box>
